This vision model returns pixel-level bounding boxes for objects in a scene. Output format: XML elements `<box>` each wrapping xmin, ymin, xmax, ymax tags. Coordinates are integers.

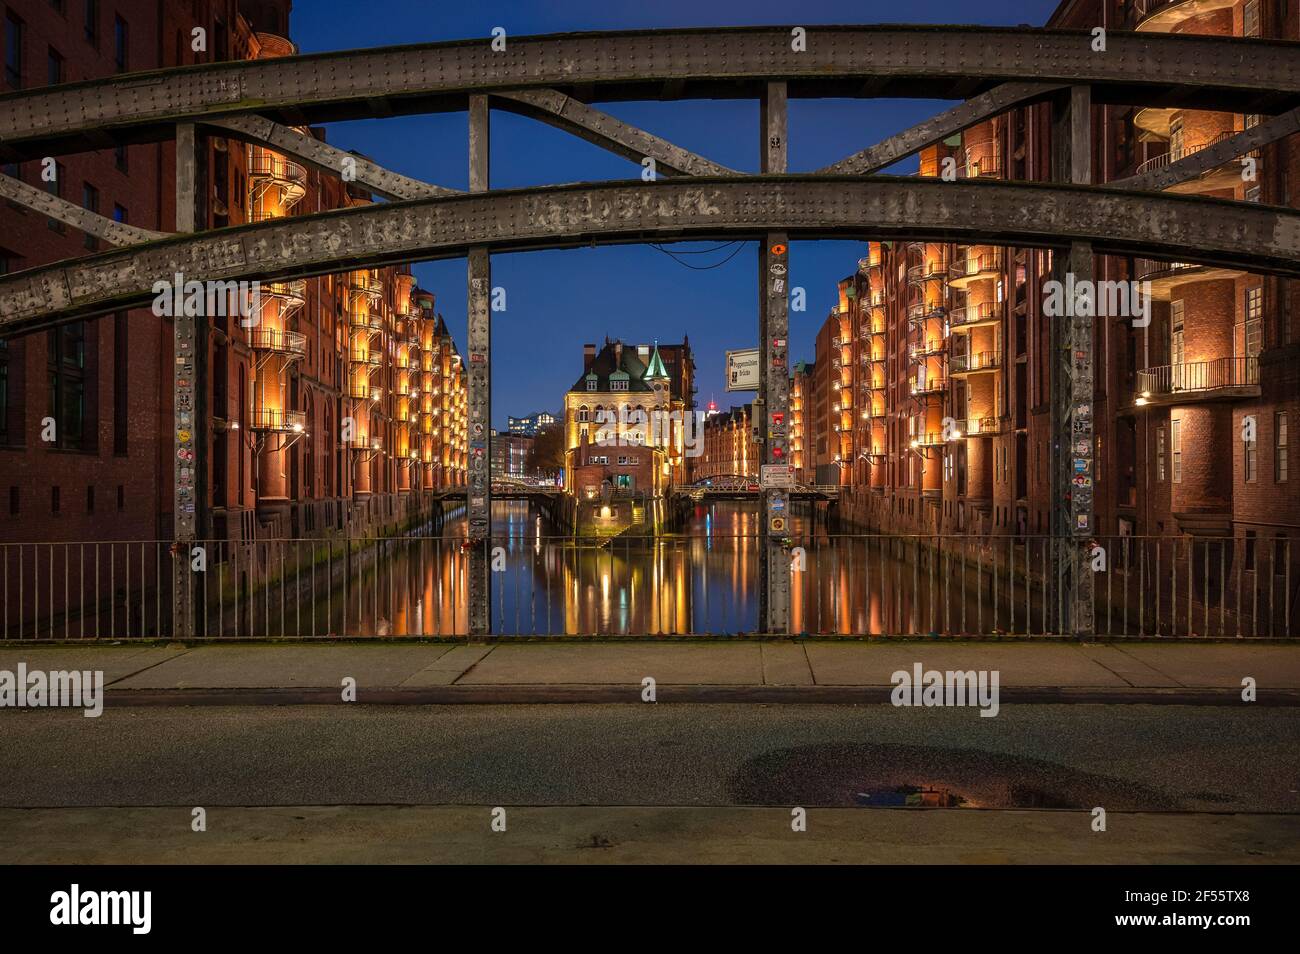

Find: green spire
<box><xmin>644</xmin><ymin>341</ymin><xmax>669</xmax><ymax>379</ymax></box>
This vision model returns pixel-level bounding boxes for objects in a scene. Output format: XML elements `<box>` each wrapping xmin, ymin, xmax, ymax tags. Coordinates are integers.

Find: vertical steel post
<box><xmin>172</xmin><ymin>123</ymin><xmax>207</xmax><ymax>639</ymax></box>
<box><xmin>1049</xmin><ymin>86</ymin><xmax>1095</xmax><ymax>637</ymax></box>
<box><xmin>760</xmin><ymin>81</ymin><xmax>791</xmax><ymax>634</ymax></box>
<box><xmin>467</xmin><ymin>95</ymin><xmax>492</xmax><ymax>638</ymax></box>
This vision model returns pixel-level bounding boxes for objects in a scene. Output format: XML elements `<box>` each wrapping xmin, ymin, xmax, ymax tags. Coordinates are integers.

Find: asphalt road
<box><xmin>2</xmin><ymin>703</ymin><xmax>1297</xmax><ymax>812</ymax></box>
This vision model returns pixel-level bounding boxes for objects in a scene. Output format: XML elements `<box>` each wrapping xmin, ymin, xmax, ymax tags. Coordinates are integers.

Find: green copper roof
<box><xmin>644</xmin><ymin>342</ymin><xmax>669</xmax><ymax>379</ymax></box>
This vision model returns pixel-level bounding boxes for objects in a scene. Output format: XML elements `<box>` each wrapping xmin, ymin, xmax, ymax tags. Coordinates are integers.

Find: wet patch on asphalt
<box><xmin>728</xmin><ymin>742</ymin><xmax>1187</xmax><ymax>810</ymax></box>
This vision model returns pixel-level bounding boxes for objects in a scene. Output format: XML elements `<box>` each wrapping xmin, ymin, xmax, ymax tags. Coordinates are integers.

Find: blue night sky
<box><xmin>289</xmin><ymin>0</ymin><xmax>1060</xmax><ymax>428</ymax></box>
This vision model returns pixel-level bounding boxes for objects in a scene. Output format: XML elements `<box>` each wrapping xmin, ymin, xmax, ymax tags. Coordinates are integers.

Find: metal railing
<box><xmin>949</xmin><ymin>350</ymin><xmax>1001</xmax><ymax>374</ymax></box>
<box><xmin>2</xmin><ymin>533</ymin><xmax>1290</xmax><ymax>639</ymax></box>
<box><xmin>958</xmin><ymin>140</ymin><xmax>1002</xmax><ymax>179</ymax></box>
<box><xmin>910</xmin><ymin>375</ymin><xmax>947</xmax><ymax>396</ymax></box>
<box><xmin>348</xmin><ymin>349</ymin><xmax>382</xmax><ymax>366</ymax></box>
<box><xmin>949</xmin><ymin>250</ymin><xmax>1002</xmax><ymax>283</ymax></box>
<box><xmin>1137</xmin><ymin>357</ymin><xmax>1259</xmax><ymax>397</ymax></box>
<box><xmin>248</xmin><ymin>408</ymin><xmax>306</xmax><ymax>432</ymax></box>
<box><xmin>1135</xmin><ymin>129</ymin><xmax>1260</xmax><ymax>176</ymax></box>
<box><xmin>248</xmin><ymin>328</ymin><xmax>307</xmax><ymax>356</ymax></box>
<box><xmin>906</xmin><ymin>301</ymin><xmax>942</xmax><ymax>322</ymax></box>
<box><xmin>349</xmin><ymin>275</ymin><xmax>385</xmax><ymax>298</ymax></box>
<box><xmin>1134</xmin><ymin>258</ymin><xmax>1199</xmax><ymax>282</ymax></box>
<box><xmin>952</xmin><ymin>416</ymin><xmax>1005</xmax><ymax>437</ymax></box>
<box><xmin>263</xmin><ymin>279</ymin><xmax>307</xmax><ymax>303</ymax></box>
<box><xmin>949</xmin><ymin>300</ymin><xmax>1001</xmax><ymax>328</ymax></box>
<box><xmin>906</xmin><ymin>262</ymin><xmax>946</xmax><ymax>284</ymax></box>
<box><xmin>247</xmin><ymin>151</ymin><xmax>307</xmax><ymax>188</ymax></box>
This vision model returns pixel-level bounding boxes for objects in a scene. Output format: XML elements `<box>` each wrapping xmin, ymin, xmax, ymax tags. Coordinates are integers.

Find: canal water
<box><xmin>233</xmin><ymin>499</ymin><xmax>1026</xmax><ymax>637</ymax></box>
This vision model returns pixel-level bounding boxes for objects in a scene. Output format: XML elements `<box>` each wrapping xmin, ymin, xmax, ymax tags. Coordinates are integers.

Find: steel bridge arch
<box><xmin>0</xmin><ymin>27</ymin><xmax>1296</xmax><ymax>158</ymax></box>
<box><xmin>2</xmin><ymin>175</ymin><xmax>1297</xmax><ymax>334</ymax></box>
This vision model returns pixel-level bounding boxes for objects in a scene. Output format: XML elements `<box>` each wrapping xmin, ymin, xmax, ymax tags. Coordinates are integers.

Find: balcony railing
<box><xmin>349</xmin><ymin>274</ymin><xmax>385</xmax><ymax>298</ymax></box>
<box><xmin>1136</xmin><ymin>130</ymin><xmax>1261</xmax><ymax>177</ymax></box>
<box><xmin>906</xmin><ymin>262</ymin><xmax>946</xmax><ymax>284</ymax></box>
<box><xmin>909</xmin><ymin>341</ymin><xmax>945</xmax><ymax>361</ymax></box>
<box><xmin>248</xmin><ymin>408</ymin><xmax>306</xmax><ymax>433</ymax></box>
<box><xmin>262</xmin><ymin>279</ymin><xmax>306</xmax><ymax>304</ymax></box>
<box><xmin>347</xmin><ymin>310</ymin><xmax>382</xmax><ymax>332</ymax></box>
<box><xmin>910</xmin><ymin>375</ymin><xmax>947</xmax><ymax>396</ymax></box>
<box><xmin>347</xmin><ymin>381</ymin><xmax>372</xmax><ymax>400</ymax></box>
<box><xmin>949</xmin><ymin>350</ymin><xmax>1002</xmax><ymax>375</ymax></box>
<box><xmin>248</xmin><ymin>328</ymin><xmax>306</xmax><ymax>357</ymax></box>
<box><xmin>949</xmin><ymin>300</ymin><xmax>1001</xmax><ymax>328</ymax></box>
<box><xmin>248</xmin><ymin>151</ymin><xmax>307</xmax><ymax>189</ymax></box>
<box><xmin>349</xmin><ymin>349</ymin><xmax>382</xmax><ymax>366</ymax></box>
<box><xmin>1134</xmin><ymin>259</ymin><xmax>1200</xmax><ymax>283</ymax></box>
<box><xmin>910</xmin><ymin>431</ymin><xmax>947</xmax><ymax>448</ymax></box>
<box><xmin>906</xmin><ymin>301</ymin><xmax>942</xmax><ymax>323</ymax></box>
<box><xmin>1137</xmin><ymin>357</ymin><xmax>1260</xmax><ymax>401</ymax></box>
<box><xmin>949</xmin><ymin>250</ymin><xmax>1003</xmax><ymax>284</ymax></box>
<box><xmin>954</xmin><ymin>416</ymin><xmax>1006</xmax><ymax>437</ymax></box>
<box><xmin>958</xmin><ymin>140</ymin><xmax>1003</xmax><ymax>179</ymax></box>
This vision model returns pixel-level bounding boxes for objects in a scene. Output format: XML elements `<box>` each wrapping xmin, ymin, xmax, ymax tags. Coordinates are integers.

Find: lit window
<box><xmin>1244</xmin><ymin>287</ymin><xmax>1262</xmax><ymax>357</ymax></box>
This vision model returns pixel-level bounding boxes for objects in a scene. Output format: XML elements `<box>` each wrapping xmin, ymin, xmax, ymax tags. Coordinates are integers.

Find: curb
<box><xmin>91</xmin><ymin>685</ymin><xmax>1300</xmax><ymax>707</ymax></box>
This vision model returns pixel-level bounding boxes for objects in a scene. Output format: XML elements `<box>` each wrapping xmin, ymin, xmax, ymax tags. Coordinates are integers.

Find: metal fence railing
<box><xmin>0</xmin><ymin>533</ymin><xmax>1293</xmax><ymax>640</ymax></box>
<box><xmin>1137</xmin><ymin>357</ymin><xmax>1260</xmax><ymax>397</ymax></box>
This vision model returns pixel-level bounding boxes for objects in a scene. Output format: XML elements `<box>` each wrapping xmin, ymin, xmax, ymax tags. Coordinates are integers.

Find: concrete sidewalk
<box><xmin>4</xmin><ymin>805</ymin><xmax>1296</xmax><ymax>863</ymax></box>
<box><xmin>0</xmin><ymin>640</ymin><xmax>1297</xmax><ymax>705</ymax></box>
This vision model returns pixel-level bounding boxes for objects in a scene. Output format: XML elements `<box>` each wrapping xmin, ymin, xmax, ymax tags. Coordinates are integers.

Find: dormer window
<box><xmin>586</xmin><ymin>376</ymin><xmax>597</xmax><ymax>392</ymax></box>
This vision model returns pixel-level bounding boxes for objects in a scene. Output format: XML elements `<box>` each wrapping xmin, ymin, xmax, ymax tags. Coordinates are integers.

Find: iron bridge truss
<box><xmin>0</xmin><ymin>25</ymin><xmax>1297</xmax><ymax>638</ymax></box>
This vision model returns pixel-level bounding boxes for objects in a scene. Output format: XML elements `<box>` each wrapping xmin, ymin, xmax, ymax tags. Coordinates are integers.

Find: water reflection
<box><xmin>242</xmin><ymin>499</ymin><xmax>1036</xmax><ymax>637</ymax></box>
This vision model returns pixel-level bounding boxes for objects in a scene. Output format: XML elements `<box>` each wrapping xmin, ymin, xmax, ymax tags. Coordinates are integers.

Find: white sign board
<box><xmin>760</xmin><ymin>464</ymin><xmax>794</xmax><ymax>489</ymax></box>
<box><xmin>726</xmin><ymin>348</ymin><xmax>761</xmax><ymax>391</ymax></box>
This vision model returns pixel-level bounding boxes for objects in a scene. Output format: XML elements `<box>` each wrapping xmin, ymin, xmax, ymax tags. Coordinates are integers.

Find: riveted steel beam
<box><xmin>494</xmin><ymin>89</ymin><xmax>734</xmax><ymax>177</ymax></box>
<box><xmin>1</xmin><ymin>27</ymin><xmax>1295</xmax><ymax>159</ymax></box>
<box><xmin>759</xmin><ymin>82</ymin><xmax>790</xmax><ymax>636</ymax></box>
<box><xmin>172</xmin><ymin>123</ymin><xmax>208</xmax><ymax>640</ymax></box>
<box><xmin>1111</xmin><ymin>106</ymin><xmax>1300</xmax><ymax>193</ymax></box>
<box><xmin>466</xmin><ymin>94</ymin><xmax>491</xmax><ymax>639</ymax></box>
<box><xmin>1049</xmin><ymin>86</ymin><xmax>1095</xmax><ymax>640</ymax></box>
<box><xmin>0</xmin><ymin>171</ymin><xmax>166</xmax><ymax>245</ymax></box>
<box><xmin>204</xmin><ymin>115</ymin><xmax>458</xmax><ymax>200</ymax></box>
<box><xmin>817</xmin><ymin>82</ymin><xmax>1063</xmax><ymax>175</ymax></box>
<box><xmin>3</xmin><ymin>176</ymin><xmax>1299</xmax><ymax>335</ymax></box>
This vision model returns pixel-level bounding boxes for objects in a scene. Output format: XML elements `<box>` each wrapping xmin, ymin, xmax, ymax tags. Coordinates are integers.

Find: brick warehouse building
<box><xmin>0</xmin><ymin>0</ymin><xmax>467</xmax><ymax>552</ymax></box>
<box><xmin>691</xmin><ymin>404</ymin><xmax>760</xmax><ymax>485</ymax></box>
<box><xmin>811</xmin><ymin>0</ymin><xmax>1299</xmax><ymax>627</ymax></box>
